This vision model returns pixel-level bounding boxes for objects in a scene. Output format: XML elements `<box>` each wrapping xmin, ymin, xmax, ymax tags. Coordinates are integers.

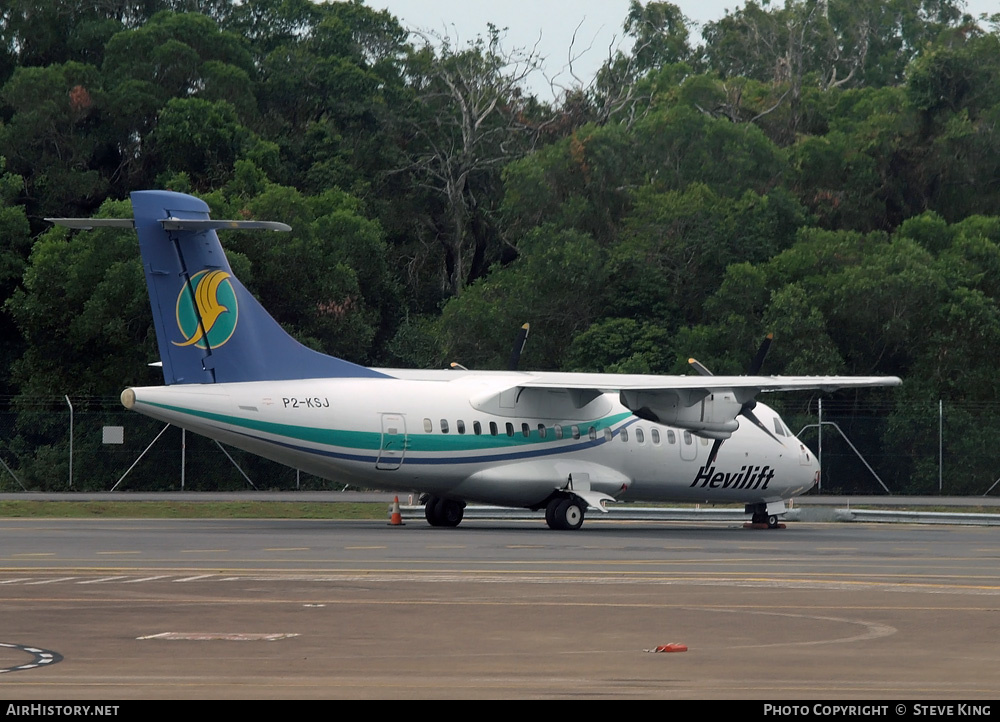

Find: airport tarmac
<box><xmin>0</xmin><ymin>516</ymin><xmax>997</xmax><ymax>700</ymax></box>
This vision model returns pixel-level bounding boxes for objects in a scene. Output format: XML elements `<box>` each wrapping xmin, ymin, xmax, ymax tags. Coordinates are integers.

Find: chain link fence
<box><xmin>1</xmin><ymin>396</ymin><xmax>998</xmax><ymax>495</ymax></box>
<box><xmin>0</xmin><ymin>397</ymin><xmax>342</xmax><ymax>492</ymax></box>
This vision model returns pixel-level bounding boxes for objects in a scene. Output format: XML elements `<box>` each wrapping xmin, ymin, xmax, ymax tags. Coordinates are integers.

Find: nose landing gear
<box><xmin>746</xmin><ymin>503</ymin><xmax>785</xmax><ymax>529</ymax></box>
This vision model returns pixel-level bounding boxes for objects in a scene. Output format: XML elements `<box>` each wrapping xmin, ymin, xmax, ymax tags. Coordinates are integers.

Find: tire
<box><xmin>424</xmin><ymin>495</ymin><xmax>443</xmax><ymax>526</ymax></box>
<box><xmin>555</xmin><ymin>498</ymin><xmax>585</xmax><ymax>531</ymax></box>
<box><xmin>545</xmin><ymin>499</ymin><xmax>560</xmax><ymax>529</ymax></box>
<box><xmin>439</xmin><ymin>499</ymin><xmax>464</xmax><ymax>528</ymax></box>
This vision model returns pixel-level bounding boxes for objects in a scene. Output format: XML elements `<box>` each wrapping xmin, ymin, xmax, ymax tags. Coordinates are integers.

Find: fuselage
<box><xmin>122</xmin><ymin>368</ymin><xmax>820</xmax><ymax>509</ymax></box>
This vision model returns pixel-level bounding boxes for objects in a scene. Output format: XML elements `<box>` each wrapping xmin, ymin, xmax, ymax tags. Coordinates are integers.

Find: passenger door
<box><xmin>376</xmin><ymin>413</ymin><xmax>407</xmax><ymax>470</ymax></box>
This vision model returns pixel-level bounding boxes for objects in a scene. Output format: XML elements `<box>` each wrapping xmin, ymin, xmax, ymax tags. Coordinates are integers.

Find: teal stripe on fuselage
<box><xmin>140</xmin><ymin>400</ymin><xmax>380</xmax><ymax>450</ymax></box>
<box><xmin>139</xmin><ymin>400</ymin><xmax>633</xmax><ymax>456</ymax></box>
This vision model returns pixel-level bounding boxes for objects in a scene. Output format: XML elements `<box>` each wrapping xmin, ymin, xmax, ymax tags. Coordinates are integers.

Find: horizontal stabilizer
<box><xmin>46</xmin><ymin>218</ymin><xmax>290</xmax><ymax>232</ymax></box>
<box><xmin>160</xmin><ymin>218</ymin><xmax>291</xmax><ymax>232</ymax></box>
<box><xmin>46</xmin><ymin>218</ymin><xmax>136</xmax><ymax>229</ymax></box>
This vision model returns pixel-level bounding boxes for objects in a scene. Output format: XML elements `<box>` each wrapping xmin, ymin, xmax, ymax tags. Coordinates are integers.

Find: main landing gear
<box><xmin>423</xmin><ymin>495</ymin><xmax>465</xmax><ymax>527</ymax></box>
<box><xmin>545</xmin><ymin>496</ymin><xmax>586</xmax><ymax>531</ymax></box>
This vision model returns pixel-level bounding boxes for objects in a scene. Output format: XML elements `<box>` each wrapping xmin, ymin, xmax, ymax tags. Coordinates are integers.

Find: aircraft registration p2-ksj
<box><xmin>49</xmin><ymin>191</ymin><xmax>901</xmax><ymax>530</ymax></box>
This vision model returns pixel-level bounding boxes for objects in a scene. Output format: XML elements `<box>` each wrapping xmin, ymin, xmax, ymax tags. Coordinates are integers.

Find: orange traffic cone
<box><xmin>388</xmin><ymin>496</ymin><xmax>404</xmax><ymax>526</ymax></box>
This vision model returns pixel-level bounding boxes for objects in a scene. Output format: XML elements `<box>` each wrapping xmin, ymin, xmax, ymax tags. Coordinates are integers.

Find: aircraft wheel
<box><xmin>424</xmin><ymin>496</ymin><xmax>443</xmax><ymax>526</ymax></box>
<box><xmin>438</xmin><ymin>499</ymin><xmax>464</xmax><ymax>528</ymax></box>
<box><xmin>553</xmin><ymin>498</ymin><xmax>585</xmax><ymax>531</ymax></box>
<box><xmin>767</xmin><ymin>514</ymin><xmax>779</xmax><ymax>529</ymax></box>
<box><xmin>425</xmin><ymin>496</ymin><xmax>464</xmax><ymax>527</ymax></box>
<box><xmin>545</xmin><ymin>498</ymin><xmax>560</xmax><ymax>529</ymax></box>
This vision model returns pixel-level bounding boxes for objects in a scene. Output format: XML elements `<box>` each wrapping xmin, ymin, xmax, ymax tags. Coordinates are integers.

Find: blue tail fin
<box><xmin>130</xmin><ymin>190</ymin><xmax>388</xmax><ymax>385</ymax></box>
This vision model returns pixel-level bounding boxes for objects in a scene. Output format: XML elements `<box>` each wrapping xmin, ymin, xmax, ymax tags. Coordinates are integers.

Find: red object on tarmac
<box><xmin>388</xmin><ymin>496</ymin><xmax>404</xmax><ymax>526</ymax></box>
<box><xmin>650</xmin><ymin>643</ymin><xmax>688</xmax><ymax>653</ymax></box>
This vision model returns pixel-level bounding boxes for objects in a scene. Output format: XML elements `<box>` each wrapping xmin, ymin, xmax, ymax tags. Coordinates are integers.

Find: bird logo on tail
<box><xmin>173</xmin><ymin>270</ymin><xmax>238</xmax><ymax>349</ymax></box>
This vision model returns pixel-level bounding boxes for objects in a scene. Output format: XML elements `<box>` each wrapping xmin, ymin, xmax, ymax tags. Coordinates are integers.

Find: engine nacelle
<box><xmin>620</xmin><ymin>389</ymin><xmax>742</xmax><ymax>439</ymax></box>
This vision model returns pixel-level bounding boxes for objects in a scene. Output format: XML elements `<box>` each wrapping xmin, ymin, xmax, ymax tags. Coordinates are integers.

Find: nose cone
<box><xmin>121</xmin><ymin>388</ymin><xmax>136</xmax><ymax>409</ymax></box>
<box><xmin>799</xmin><ymin>441</ymin><xmax>821</xmax><ymax>492</ymax></box>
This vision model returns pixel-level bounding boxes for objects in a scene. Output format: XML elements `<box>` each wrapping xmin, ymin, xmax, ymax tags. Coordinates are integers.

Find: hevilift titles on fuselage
<box><xmin>49</xmin><ymin>191</ymin><xmax>901</xmax><ymax>530</ymax></box>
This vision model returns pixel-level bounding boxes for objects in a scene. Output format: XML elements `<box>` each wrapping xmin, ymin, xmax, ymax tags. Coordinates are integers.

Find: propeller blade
<box><xmin>706</xmin><ymin>438</ymin><xmax>724</xmax><ymax>466</ymax></box>
<box><xmin>747</xmin><ymin>333</ymin><xmax>773</xmax><ymax>375</ymax></box>
<box><xmin>508</xmin><ymin>323</ymin><xmax>530</xmax><ymax>371</ymax></box>
<box><xmin>688</xmin><ymin>357</ymin><xmax>713</xmax><ymax>376</ymax></box>
<box><xmin>741</xmin><ymin>405</ymin><xmax>784</xmax><ymax>446</ymax></box>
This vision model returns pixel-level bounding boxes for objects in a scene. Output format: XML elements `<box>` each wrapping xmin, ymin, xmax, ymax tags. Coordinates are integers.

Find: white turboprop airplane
<box><xmin>49</xmin><ymin>191</ymin><xmax>901</xmax><ymax>530</ymax></box>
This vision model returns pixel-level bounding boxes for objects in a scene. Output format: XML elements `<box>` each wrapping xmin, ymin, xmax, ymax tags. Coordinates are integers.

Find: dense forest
<box><xmin>1</xmin><ymin>0</ymin><xmax>999</xmax><ymax>494</ymax></box>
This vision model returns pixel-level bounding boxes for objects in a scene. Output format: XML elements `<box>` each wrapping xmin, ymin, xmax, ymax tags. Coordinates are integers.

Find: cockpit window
<box><xmin>772</xmin><ymin>418</ymin><xmax>788</xmax><ymax>437</ymax></box>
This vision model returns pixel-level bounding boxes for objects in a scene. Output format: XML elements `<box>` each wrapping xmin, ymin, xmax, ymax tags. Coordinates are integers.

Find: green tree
<box><xmin>404</xmin><ymin>25</ymin><xmax>546</xmax><ymax>297</ymax></box>
<box><xmin>501</xmin><ymin>122</ymin><xmax>634</xmax><ymax>245</ymax></box>
<box><xmin>0</xmin><ymin>158</ymin><xmax>30</xmax><ymax>397</ymax></box>
<box><xmin>204</xmin><ymin>174</ymin><xmax>400</xmax><ymax>365</ymax></box>
<box><xmin>563</xmin><ymin>318</ymin><xmax>673</xmax><ymax>374</ymax></box>
<box><xmin>624</xmin><ymin>1</ymin><xmax>692</xmax><ymax>73</ymax></box>
<box><xmin>606</xmin><ymin>183</ymin><xmax>806</xmax><ymax>327</ymax></box>
<box><xmin>0</xmin><ymin>62</ymin><xmax>107</xmax><ymax>215</ymax></box>
<box><xmin>150</xmin><ymin>97</ymin><xmax>278</xmax><ymax>189</ymax></box>
<box><xmin>436</xmin><ymin>226</ymin><xmax>605</xmax><ymax>370</ymax></box>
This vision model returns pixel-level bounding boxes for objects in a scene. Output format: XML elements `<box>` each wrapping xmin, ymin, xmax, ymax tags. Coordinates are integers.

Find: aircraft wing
<box><xmin>514</xmin><ymin>373</ymin><xmax>901</xmax><ymax>394</ymax></box>
<box><xmin>509</xmin><ymin>372</ymin><xmax>900</xmax><ymax>441</ymax></box>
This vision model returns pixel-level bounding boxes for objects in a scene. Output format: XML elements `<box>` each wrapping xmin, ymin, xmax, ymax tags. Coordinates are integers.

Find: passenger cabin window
<box><xmin>537</xmin><ymin>424</ymin><xmax>547</xmax><ymax>439</ymax></box>
<box><xmin>604</xmin><ymin>428</ymin><xmax>613</xmax><ymax>442</ymax></box>
<box><xmin>457</xmin><ymin>420</ymin><xmax>466</xmax><ymax>434</ymax></box>
<box><xmin>423</xmin><ymin>418</ymin><xmax>432</xmax><ymax>433</ymax></box>
<box><xmin>636</xmin><ymin>428</ymin><xmax>645</xmax><ymax>444</ymax></box>
<box><xmin>588</xmin><ymin>427</ymin><xmax>597</xmax><ymax>441</ymax></box>
<box><xmin>489</xmin><ymin>421</ymin><xmax>498</xmax><ymax>436</ymax></box>
<box><xmin>571</xmin><ymin>425</ymin><xmax>580</xmax><ymax>440</ymax></box>
<box><xmin>621</xmin><ymin>428</ymin><xmax>629</xmax><ymax>442</ymax></box>
<box><xmin>506</xmin><ymin>422</ymin><xmax>514</xmax><ymax>437</ymax></box>
<box><xmin>667</xmin><ymin>430</ymin><xmax>676</xmax><ymax>444</ymax></box>
<box><xmin>473</xmin><ymin>421</ymin><xmax>482</xmax><ymax>435</ymax></box>
<box><xmin>440</xmin><ymin>419</ymin><xmax>449</xmax><ymax>433</ymax></box>
<box><xmin>522</xmin><ymin>423</ymin><xmax>530</xmax><ymax>438</ymax></box>
<box><xmin>683</xmin><ymin>431</ymin><xmax>693</xmax><ymax>445</ymax></box>
<box><xmin>554</xmin><ymin>425</ymin><xmax>563</xmax><ymax>439</ymax></box>
<box><xmin>651</xmin><ymin>429</ymin><xmax>660</xmax><ymax>445</ymax></box>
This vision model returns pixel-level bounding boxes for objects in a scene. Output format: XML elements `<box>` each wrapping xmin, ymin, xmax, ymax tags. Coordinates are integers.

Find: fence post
<box><xmin>65</xmin><ymin>395</ymin><xmax>73</xmax><ymax>489</ymax></box>
<box><xmin>939</xmin><ymin>399</ymin><xmax>943</xmax><ymax>494</ymax></box>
